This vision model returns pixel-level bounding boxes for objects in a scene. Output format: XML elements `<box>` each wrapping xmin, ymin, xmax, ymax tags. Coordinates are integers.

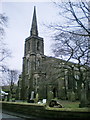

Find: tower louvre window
<box><xmin>28</xmin><ymin>42</ymin><xmax>30</xmax><ymax>51</ymax></box>
<box><xmin>37</xmin><ymin>59</ymin><xmax>40</xmax><ymax>66</ymax></box>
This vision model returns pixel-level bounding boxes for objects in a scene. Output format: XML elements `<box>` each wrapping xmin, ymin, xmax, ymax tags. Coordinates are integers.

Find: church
<box><xmin>17</xmin><ymin>6</ymin><xmax>90</xmax><ymax>102</ymax></box>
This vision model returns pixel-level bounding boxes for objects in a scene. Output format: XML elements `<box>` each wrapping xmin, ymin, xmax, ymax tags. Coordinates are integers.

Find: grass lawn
<box><xmin>58</xmin><ymin>100</ymin><xmax>80</xmax><ymax>108</ymax></box>
<box><xmin>15</xmin><ymin>100</ymin><xmax>80</xmax><ymax>108</ymax></box>
<box><xmin>3</xmin><ymin>100</ymin><xmax>80</xmax><ymax>108</ymax></box>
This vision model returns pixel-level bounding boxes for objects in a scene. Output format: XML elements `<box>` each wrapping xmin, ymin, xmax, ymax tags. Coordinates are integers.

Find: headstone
<box><xmin>47</xmin><ymin>91</ymin><xmax>54</xmax><ymax>104</ymax></box>
<box><xmin>42</xmin><ymin>99</ymin><xmax>46</xmax><ymax>104</ymax></box>
<box><xmin>30</xmin><ymin>91</ymin><xmax>34</xmax><ymax>100</ymax></box>
<box><xmin>60</xmin><ymin>86</ymin><xmax>66</xmax><ymax>100</ymax></box>
<box><xmin>79</xmin><ymin>83</ymin><xmax>87</xmax><ymax>107</ymax></box>
<box><xmin>67</xmin><ymin>91</ymin><xmax>75</xmax><ymax>101</ymax></box>
<box><xmin>70</xmin><ymin>91</ymin><xmax>76</xmax><ymax>102</ymax></box>
<box><xmin>29</xmin><ymin>91</ymin><xmax>35</xmax><ymax>103</ymax></box>
<box><xmin>35</xmin><ymin>93</ymin><xmax>39</xmax><ymax>103</ymax></box>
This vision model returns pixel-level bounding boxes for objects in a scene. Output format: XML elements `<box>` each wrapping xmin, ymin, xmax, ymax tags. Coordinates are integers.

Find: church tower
<box><xmin>21</xmin><ymin>6</ymin><xmax>44</xmax><ymax>100</ymax></box>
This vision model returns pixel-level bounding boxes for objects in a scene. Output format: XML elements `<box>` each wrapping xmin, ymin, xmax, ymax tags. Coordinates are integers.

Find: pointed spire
<box><xmin>30</xmin><ymin>6</ymin><xmax>38</xmax><ymax>36</ymax></box>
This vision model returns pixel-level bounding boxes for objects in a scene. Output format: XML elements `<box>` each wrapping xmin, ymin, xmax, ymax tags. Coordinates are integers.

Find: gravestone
<box><xmin>47</xmin><ymin>91</ymin><xmax>54</xmax><ymax>104</ymax></box>
<box><xmin>30</xmin><ymin>91</ymin><xmax>34</xmax><ymax>100</ymax></box>
<box><xmin>67</xmin><ymin>91</ymin><xmax>75</xmax><ymax>101</ymax></box>
<box><xmin>29</xmin><ymin>91</ymin><xmax>35</xmax><ymax>103</ymax></box>
<box><xmin>42</xmin><ymin>99</ymin><xmax>46</xmax><ymax>104</ymax></box>
<box><xmin>79</xmin><ymin>83</ymin><xmax>87</xmax><ymax>107</ymax></box>
<box><xmin>35</xmin><ymin>93</ymin><xmax>39</xmax><ymax>103</ymax></box>
<box><xmin>70</xmin><ymin>91</ymin><xmax>76</xmax><ymax>102</ymax></box>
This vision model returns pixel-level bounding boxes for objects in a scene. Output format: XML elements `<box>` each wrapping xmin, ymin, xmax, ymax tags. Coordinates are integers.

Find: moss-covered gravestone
<box><xmin>70</xmin><ymin>91</ymin><xmax>76</xmax><ymax>102</ymax></box>
<box><xmin>47</xmin><ymin>91</ymin><xmax>54</xmax><ymax>104</ymax></box>
<box><xmin>67</xmin><ymin>91</ymin><xmax>76</xmax><ymax>101</ymax></box>
<box><xmin>35</xmin><ymin>93</ymin><xmax>39</xmax><ymax>103</ymax></box>
<box><xmin>60</xmin><ymin>87</ymin><xmax>66</xmax><ymax>100</ymax></box>
<box><xmin>79</xmin><ymin>83</ymin><xmax>87</xmax><ymax>107</ymax></box>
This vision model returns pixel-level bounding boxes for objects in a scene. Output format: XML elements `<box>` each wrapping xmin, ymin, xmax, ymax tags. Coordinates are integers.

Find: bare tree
<box><xmin>49</xmin><ymin>1</ymin><xmax>90</xmax><ymax>75</ymax></box>
<box><xmin>2</xmin><ymin>69</ymin><xmax>19</xmax><ymax>86</ymax></box>
<box><xmin>8</xmin><ymin>70</ymin><xmax>19</xmax><ymax>97</ymax></box>
<box><xmin>0</xmin><ymin>13</ymin><xmax>8</xmax><ymax>37</ymax></box>
<box><xmin>0</xmin><ymin>13</ymin><xmax>11</xmax><ymax>72</ymax></box>
<box><xmin>2</xmin><ymin>69</ymin><xmax>20</xmax><ymax>101</ymax></box>
<box><xmin>51</xmin><ymin>0</ymin><xmax>90</xmax><ymax>36</ymax></box>
<box><xmin>49</xmin><ymin>0</ymin><xmax>90</xmax><ymax>65</ymax></box>
<box><xmin>46</xmin><ymin>0</ymin><xmax>90</xmax><ymax>106</ymax></box>
<box><xmin>50</xmin><ymin>0</ymin><xmax>90</xmax><ymax>65</ymax></box>
<box><xmin>0</xmin><ymin>13</ymin><xmax>11</xmax><ymax>87</ymax></box>
<box><xmin>53</xmin><ymin>30</ymin><xmax>89</xmax><ymax>64</ymax></box>
<box><xmin>0</xmin><ymin>13</ymin><xmax>8</xmax><ymax>61</ymax></box>
<box><xmin>0</xmin><ymin>41</ymin><xmax>11</xmax><ymax>73</ymax></box>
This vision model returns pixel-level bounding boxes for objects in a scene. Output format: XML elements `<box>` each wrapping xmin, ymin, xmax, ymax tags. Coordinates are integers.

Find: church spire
<box><xmin>30</xmin><ymin>6</ymin><xmax>38</xmax><ymax>36</ymax></box>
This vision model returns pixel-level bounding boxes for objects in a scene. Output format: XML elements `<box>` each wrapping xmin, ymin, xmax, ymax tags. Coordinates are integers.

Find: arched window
<box><xmin>27</xmin><ymin>60</ymin><xmax>30</xmax><ymax>73</ymax></box>
<box><xmin>37</xmin><ymin>60</ymin><xmax>40</xmax><ymax>66</ymax></box>
<box><xmin>37</xmin><ymin>41</ymin><xmax>40</xmax><ymax>51</ymax></box>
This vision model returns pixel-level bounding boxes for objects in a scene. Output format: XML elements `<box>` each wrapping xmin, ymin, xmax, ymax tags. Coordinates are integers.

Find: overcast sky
<box><xmin>2</xmin><ymin>0</ymin><xmax>88</xmax><ymax>72</ymax></box>
<box><xmin>1</xmin><ymin>1</ymin><xmax>61</xmax><ymax>72</ymax></box>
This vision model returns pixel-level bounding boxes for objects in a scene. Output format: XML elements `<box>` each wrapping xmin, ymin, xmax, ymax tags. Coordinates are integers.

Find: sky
<box><xmin>1</xmin><ymin>0</ymin><xmax>89</xmax><ymax>72</ymax></box>
<box><xmin>1</xmin><ymin>0</ymin><xmax>60</xmax><ymax>72</ymax></box>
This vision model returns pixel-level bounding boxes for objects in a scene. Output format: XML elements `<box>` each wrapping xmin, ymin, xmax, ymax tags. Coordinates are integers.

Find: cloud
<box><xmin>1</xmin><ymin>0</ymin><xmax>52</xmax><ymax>2</ymax></box>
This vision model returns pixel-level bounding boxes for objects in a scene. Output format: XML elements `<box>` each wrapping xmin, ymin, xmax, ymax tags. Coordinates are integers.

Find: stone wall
<box><xmin>1</xmin><ymin>101</ymin><xmax>90</xmax><ymax>119</ymax></box>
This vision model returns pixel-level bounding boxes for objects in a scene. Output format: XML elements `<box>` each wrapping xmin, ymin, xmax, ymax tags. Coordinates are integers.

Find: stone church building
<box><xmin>17</xmin><ymin>7</ymin><xmax>90</xmax><ymax>102</ymax></box>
